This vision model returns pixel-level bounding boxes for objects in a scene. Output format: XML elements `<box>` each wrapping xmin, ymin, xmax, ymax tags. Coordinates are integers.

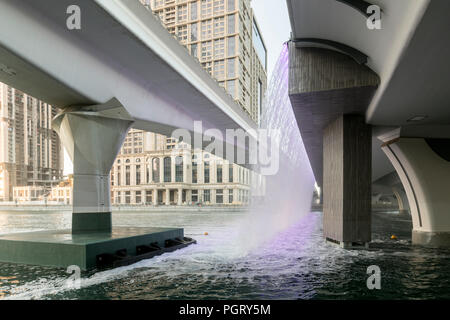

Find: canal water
<box><xmin>0</xmin><ymin>209</ymin><xmax>449</xmax><ymax>300</ymax></box>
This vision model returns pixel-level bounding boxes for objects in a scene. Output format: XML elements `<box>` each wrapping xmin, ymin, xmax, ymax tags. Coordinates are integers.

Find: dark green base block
<box><xmin>0</xmin><ymin>227</ymin><xmax>184</xmax><ymax>270</ymax></box>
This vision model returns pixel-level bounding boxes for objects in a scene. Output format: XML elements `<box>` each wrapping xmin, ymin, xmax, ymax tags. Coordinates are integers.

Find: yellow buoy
<box><xmin>204</xmin><ymin>232</ymin><xmax>209</xmax><ymax>236</ymax></box>
<box><xmin>391</xmin><ymin>235</ymin><xmax>397</xmax><ymax>240</ymax></box>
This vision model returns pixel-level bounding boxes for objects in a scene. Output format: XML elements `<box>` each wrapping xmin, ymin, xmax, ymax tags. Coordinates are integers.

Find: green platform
<box><xmin>0</xmin><ymin>227</ymin><xmax>184</xmax><ymax>270</ymax></box>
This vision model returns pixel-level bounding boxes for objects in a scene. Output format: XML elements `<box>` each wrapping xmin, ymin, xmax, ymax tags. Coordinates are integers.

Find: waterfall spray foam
<box><xmin>237</xmin><ymin>44</ymin><xmax>315</xmax><ymax>254</ymax></box>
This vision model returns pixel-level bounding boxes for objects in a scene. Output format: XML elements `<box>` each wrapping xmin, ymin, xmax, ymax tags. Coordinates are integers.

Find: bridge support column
<box><xmin>53</xmin><ymin>98</ymin><xmax>134</xmax><ymax>233</ymax></box>
<box><xmin>381</xmin><ymin>137</ymin><xmax>450</xmax><ymax>246</ymax></box>
<box><xmin>323</xmin><ymin>114</ymin><xmax>372</xmax><ymax>248</ymax></box>
<box><xmin>392</xmin><ymin>186</ymin><xmax>410</xmax><ymax>215</ymax></box>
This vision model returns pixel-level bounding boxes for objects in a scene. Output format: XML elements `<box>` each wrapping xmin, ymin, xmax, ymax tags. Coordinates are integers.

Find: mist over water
<box><xmin>237</xmin><ymin>44</ymin><xmax>315</xmax><ymax>253</ymax></box>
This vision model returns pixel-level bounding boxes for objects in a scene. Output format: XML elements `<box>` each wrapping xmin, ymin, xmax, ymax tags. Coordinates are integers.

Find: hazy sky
<box><xmin>63</xmin><ymin>0</ymin><xmax>292</xmax><ymax>175</ymax></box>
<box><xmin>252</xmin><ymin>0</ymin><xmax>291</xmax><ymax>78</ymax></box>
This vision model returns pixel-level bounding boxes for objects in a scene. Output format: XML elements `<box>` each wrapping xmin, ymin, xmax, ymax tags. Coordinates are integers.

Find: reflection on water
<box><xmin>0</xmin><ymin>209</ymin><xmax>449</xmax><ymax>300</ymax></box>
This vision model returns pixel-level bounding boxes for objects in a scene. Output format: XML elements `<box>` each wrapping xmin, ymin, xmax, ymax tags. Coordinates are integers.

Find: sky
<box><xmin>63</xmin><ymin>0</ymin><xmax>292</xmax><ymax>176</ymax></box>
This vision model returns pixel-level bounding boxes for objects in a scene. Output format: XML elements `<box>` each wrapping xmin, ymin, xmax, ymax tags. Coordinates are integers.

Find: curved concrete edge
<box><xmin>412</xmin><ymin>230</ymin><xmax>450</xmax><ymax>247</ymax></box>
<box><xmin>380</xmin><ymin>135</ymin><xmax>450</xmax><ymax>247</ymax></box>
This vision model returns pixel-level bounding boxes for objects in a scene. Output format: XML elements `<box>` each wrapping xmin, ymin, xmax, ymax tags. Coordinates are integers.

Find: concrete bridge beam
<box><xmin>381</xmin><ymin>136</ymin><xmax>450</xmax><ymax>246</ymax></box>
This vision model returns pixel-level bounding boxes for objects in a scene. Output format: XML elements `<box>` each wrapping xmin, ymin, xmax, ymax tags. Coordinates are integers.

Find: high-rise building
<box><xmin>141</xmin><ymin>0</ymin><xmax>267</xmax><ymax>124</ymax></box>
<box><xmin>111</xmin><ymin>129</ymin><xmax>252</xmax><ymax>206</ymax></box>
<box><xmin>0</xmin><ymin>82</ymin><xmax>64</xmax><ymax>201</ymax></box>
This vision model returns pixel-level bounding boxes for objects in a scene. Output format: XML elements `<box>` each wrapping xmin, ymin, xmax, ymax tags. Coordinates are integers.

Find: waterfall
<box><xmin>237</xmin><ymin>44</ymin><xmax>315</xmax><ymax>254</ymax></box>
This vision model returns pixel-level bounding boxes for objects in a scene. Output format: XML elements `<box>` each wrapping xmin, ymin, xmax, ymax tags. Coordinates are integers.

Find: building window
<box><xmin>201</xmin><ymin>19</ymin><xmax>212</xmax><ymax>40</ymax></box>
<box><xmin>191</xmin><ymin>22</ymin><xmax>198</xmax><ymax>42</ymax></box>
<box><xmin>146</xmin><ymin>190</ymin><xmax>152</xmax><ymax>204</ymax></box>
<box><xmin>175</xmin><ymin>156</ymin><xmax>183</xmax><ymax>182</ymax></box>
<box><xmin>201</xmin><ymin>41</ymin><xmax>213</xmax><ymax>60</ymax></box>
<box><xmin>227</xmin><ymin>80</ymin><xmax>235</xmax><ymax>98</ymax></box>
<box><xmin>164</xmin><ymin>157</ymin><xmax>172</xmax><ymax>182</ymax></box>
<box><xmin>227</xmin><ymin>0</ymin><xmax>235</xmax><ymax>12</ymax></box>
<box><xmin>258</xmin><ymin>80</ymin><xmax>263</xmax><ymax>122</ymax></box>
<box><xmin>125</xmin><ymin>191</ymin><xmax>131</xmax><ymax>204</ymax></box>
<box><xmin>229</xmin><ymin>166</ymin><xmax>233</xmax><ymax>182</ymax></box>
<box><xmin>201</xmin><ymin>0</ymin><xmax>212</xmax><ymax>18</ymax></box>
<box><xmin>227</xmin><ymin>58</ymin><xmax>235</xmax><ymax>78</ymax></box>
<box><xmin>202</xmin><ymin>61</ymin><xmax>212</xmax><ymax>75</ymax></box>
<box><xmin>227</xmin><ymin>14</ymin><xmax>235</xmax><ymax>34</ymax></box>
<box><xmin>214</xmin><ymin>38</ymin><xmax>225</xmax><ymax>59</ymax></box>
<box><xmin>214</xmin><ymin>17</ymin><xmax>225</xmax><ymax>37</ymax></box>
<box><xmin>191</xmin><ymin>43</ymin><xmax>198</xmax><ymax>58</ymax></box>
<box><xmin>204</xmin><ymin>189</ymin><xmax>210</xmax><ymax>202</ymax></box>
<box><xmin>213</xmin><ymin>0</ymin><xmax>225</xmax><ymax>15</ymax></box>
<box><xmin>125</xmin><ymin>166</ymin><xmax>131</xmax><ymax>186</ymax></box>
<box><xmin>228</xmin><ymin>189</ymin><xmax>233</xmax><ymax>203</ymax></box>
<box><xmin>136</xmin><ymin>165</ymin><xmax>141</xmax><ymax>185</ymax></box>
<box><xmin>192</xmin><ymin>190</ymin><xmax>198</xmax><ymax>203</ymax></box>
<box><xmin>217</xmin><ymin>164</ymin><xmax>222</xmax><ymax>183</ymax></box>
<box><xmin>136</xmin><ymin>191</ymin><xmax>142</xmax><ymax>204</ymax></box>
<box><xmin>152</xmin><ymin>158</ymin><xmax>160</xmax><ymax>182</ymax></box>
<box><xmin>204</xmin><ymin>161</ymin><xmax>210</xmax><ymax>183</ymax></box>
<box><xmin>191</xmin><ymin>1</ymin><xmax>198</xmax><ymax>20</ymax></box>
<box><xmin>177</xmin><ymin>25</ymin><xmax>188</xmax><ymax>43</ymax></box>
<box><xmin>227</xmin><ymin>36</ymin><xmax>235</xmax><ymax>56</ymax></box>
<box><xmin>177</xmin><ymin>5</ymin><xmax>187</xmax><ymax>23</ymax></box>
<box><xmin>214</xmin><ymin>59</ymin><xmax>225</xmax><ymax>80</ymax></box>
<box><xmin>192</xmin><ymin>162</ymin><xmax>198</xmax><ymax>183</ymax></box>
<box><xmin>216</xmin><ymin>189</ymin><xmax>223</xmax><ymax>204</ymax></box>
<box><xmin>116</xmin><ymin>191</ymin><xmax>121</xmax><ymax>204</ymax></box>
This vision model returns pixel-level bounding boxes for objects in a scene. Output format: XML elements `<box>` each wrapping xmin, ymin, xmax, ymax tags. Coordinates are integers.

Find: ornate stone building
<box><xmin>111</xmin><ymin>129</ymin><xmax>252</xmax><ymax>206</ymax></box>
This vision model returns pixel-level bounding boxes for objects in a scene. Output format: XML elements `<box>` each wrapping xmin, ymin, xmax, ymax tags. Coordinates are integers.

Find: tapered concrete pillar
<box><xmin>323</xmin><ymin>114</ymin><xmax>371</xmax><ymax>248</ymax></box>
<box><xmin>381</xmin><ymin>135</ymin><xmax>450</xmax><ymax>246</ymax></box>
<box><xmin>53</xmin><ymin>98</ymin><xmax>133</xmax><ymax>233</ymax></box>
<box><xmin>392</xmin><ymin>186</ymin><xmax>410</xmax><ymax>215</ymax></box>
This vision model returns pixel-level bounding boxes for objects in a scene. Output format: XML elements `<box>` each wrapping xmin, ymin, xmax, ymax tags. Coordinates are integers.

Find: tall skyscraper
<box><xmin>141</xmin><ymin>0</ymin><xmax>267</xmax><ymax>124</ymax></box>
<box><xmin>0</xmin><ymin>83</ymin><xmax>63</xmax><ymax>201</ymax></box>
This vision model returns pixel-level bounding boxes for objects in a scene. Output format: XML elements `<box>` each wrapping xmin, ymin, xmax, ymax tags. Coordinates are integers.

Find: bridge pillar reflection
<box><xmin>53</xmin><ymin>98</ymin><xmax>134</xmax><ymax>233</ymax></box>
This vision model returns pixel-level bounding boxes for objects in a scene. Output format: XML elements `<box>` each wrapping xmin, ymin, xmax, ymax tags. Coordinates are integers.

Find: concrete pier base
<box><xmin>0</xmin><ymin>227</ymin><xmax>190</xmax><ymax>270</ymax></box>
<box><xmin>72</xmin><ymin>212</ymin><xmax>112</xmax><ymax>234</ymax></box>
<box><xmin>412</xmin><ymin>230</ymin><xmax>450</xmax><ymax>247</ymax></box>
<box><xmin>326</xmin><ymin>238</ymin><xmax>370</xmax><ymax>249</ymax></box>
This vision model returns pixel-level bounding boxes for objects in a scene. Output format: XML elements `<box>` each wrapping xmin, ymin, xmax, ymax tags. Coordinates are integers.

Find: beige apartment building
<box><xmin>140</xmin><ymin>0</ymin><xmax>267</xmax><ymax>124</ymax></box>
<box><xmin>111</xmin><ymin>129</ymin><xmax>252</xmax><ymax>206</ymax></box>
<box><xmin>0</xmin><ymin>83</ymin><xmax>64</xmax><ymax>201</ymax></box>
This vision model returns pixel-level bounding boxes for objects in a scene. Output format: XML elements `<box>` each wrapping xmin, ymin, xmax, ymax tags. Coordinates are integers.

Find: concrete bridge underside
<box><xmin>287</xmin><ymin>0</ymin><xmax>450</xmax><ymax>247</ymax></box>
